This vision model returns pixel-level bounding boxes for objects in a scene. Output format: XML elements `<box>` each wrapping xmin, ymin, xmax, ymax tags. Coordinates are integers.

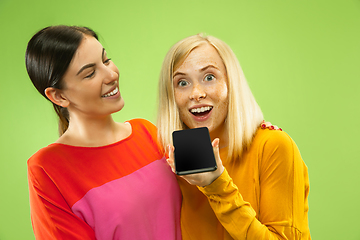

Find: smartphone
<box><xmin>172</xmin><ymin>127</ymin><xmax>217</xmax><ymax>175</ymax></box>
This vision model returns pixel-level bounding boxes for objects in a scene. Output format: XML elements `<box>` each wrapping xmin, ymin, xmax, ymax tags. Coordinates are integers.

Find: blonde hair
<box><xmin>157</xmin><ymin>34</ymin><xmax>263</xmax><ymax>161</ymax></box>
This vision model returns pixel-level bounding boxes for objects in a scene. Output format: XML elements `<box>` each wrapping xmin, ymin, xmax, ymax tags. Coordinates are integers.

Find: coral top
<box><xmin>28</xmin><ymin>119</ymin><xmax>182</xmax><ymax>240</ymax></box>
<box><xmin>178</xmin><ymin>128</ymin><xmax>311</xmax><ymax>239</ymax></box>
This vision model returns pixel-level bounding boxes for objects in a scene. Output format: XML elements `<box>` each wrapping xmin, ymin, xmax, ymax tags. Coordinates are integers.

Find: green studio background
<box><xmin>0</xmin><ymin>0</ymin><xmax>359</xmax><ymax>239</ymax></box>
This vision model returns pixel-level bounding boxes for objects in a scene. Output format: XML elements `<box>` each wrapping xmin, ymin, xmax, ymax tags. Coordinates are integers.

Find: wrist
<box><xmin>199</xmin><ymin>166</ymin><xmax>225</xmax><ymax>187</ymax></box>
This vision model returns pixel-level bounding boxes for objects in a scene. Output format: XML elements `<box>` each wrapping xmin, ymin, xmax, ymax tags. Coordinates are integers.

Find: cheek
<box><xmin>174</xmin><ymin>91</ymin><xmax>190</xmax><ymax>122</ymax></box>
<box><xmin>174</xmin><ymin>90</ymin><xmax>187</xmax><ymax>108</ymax></box>
<box><xmin>211</xmin><ymin>83</ymin><xmax>228</xmax><ymax>105</ymax></box>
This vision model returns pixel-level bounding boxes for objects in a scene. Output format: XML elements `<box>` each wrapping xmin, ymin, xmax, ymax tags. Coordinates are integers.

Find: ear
<box><xmin>44</xmin><ymin>87</ymin><xmax>70</xmax><ymax>108</ymax></box>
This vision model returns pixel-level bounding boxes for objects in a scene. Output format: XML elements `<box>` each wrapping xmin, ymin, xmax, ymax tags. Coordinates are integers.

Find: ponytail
<box><xmin>53</xmin><ymin>105</ymin><xmax>69</xmax><ymax>136</ymax></box>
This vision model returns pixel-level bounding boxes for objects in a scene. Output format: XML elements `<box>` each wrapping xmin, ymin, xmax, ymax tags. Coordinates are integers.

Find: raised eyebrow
<box><xmin>173</xmin><ymin>71</ymin><xmax>186</xmax><ymax>78</ymax></box>
<box><xmin>76</xmin><ymin>48</ymin><xmax>106</xmax><ymax>76</ymax></box>
<box><xmin>200</xmin><ymin>65</ymin><xmax>220</xmax><ymax>72</ymax></box>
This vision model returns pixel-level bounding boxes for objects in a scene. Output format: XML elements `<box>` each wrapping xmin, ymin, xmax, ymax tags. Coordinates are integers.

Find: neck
<box><xmin>58</xmin><ymin>113</ymin><xmax>129</xmax><ymax>147</ymax></box>
<box><xmin>210</xmin><ymin>127</ymin><xmax>229</xmax><ymax>150</ymax></box>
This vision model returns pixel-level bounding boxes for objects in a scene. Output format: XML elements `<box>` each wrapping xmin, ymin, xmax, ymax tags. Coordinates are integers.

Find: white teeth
<box><xmin>190</xmin><ymin>106</ymin><xmax>212</xmax><ymax>113</ymax></box>
<box><xmin>102</xmin><ymin>87</ymin><xmax>118</xmax><ymax>98</ymax></box>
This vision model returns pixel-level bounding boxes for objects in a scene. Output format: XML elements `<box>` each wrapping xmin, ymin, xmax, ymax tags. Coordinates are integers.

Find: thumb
<box><xmin>166</xmin><ymin>144</ymin><xmax>176</xmax><ymax>173</ymax></box>
<box><xmin>212</xmin><ymin>138</ymin><xmax>224</xmax><ymax>173</ymax></box>
<box><xmin>212</xmin><ymin>138</ymin><xmax>220</xmax><ymax>156</ymax></box>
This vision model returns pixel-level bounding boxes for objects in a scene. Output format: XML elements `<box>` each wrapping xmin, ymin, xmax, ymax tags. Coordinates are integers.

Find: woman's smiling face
<box><xmin>60</xmin><ymin>36</ymin><xmax>124</xmax><ymax>118</ymax></box>
<box><xmin>173</xmin><ymin>43</ymin><xmax>229</xmax><ymax>139</ymax></box>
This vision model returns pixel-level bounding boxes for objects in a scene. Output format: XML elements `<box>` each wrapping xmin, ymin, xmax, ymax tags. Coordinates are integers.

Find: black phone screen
<box><xmin>172</xmin><ymin>127</ymin><xmax>217</xmax><ymax>175</ymax></box>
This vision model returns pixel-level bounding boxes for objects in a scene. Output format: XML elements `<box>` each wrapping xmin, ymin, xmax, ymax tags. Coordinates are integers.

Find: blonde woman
<box><xmin>157</xmin><ymin>34</ymin><xmax>311</xmax><ymax>239</ymax></box>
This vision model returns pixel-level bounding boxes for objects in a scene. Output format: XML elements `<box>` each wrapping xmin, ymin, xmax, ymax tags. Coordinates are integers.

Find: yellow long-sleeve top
<box><xmin>178</xmin><ymin>128</ymin><xmax>311</xmax><ymax>240</ymax></box>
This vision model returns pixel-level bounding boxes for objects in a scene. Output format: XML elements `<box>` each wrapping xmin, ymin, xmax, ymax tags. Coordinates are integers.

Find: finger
<box><xmin>261</xmin><ymin>121</ymin><xmax>277</xmax><ymax>130</ymax></box>
<box><xmin>211</xmin><ymin>138</ymin><xmax>224</xmax><ymax>174</ymax></box>
<box><xmin>166</xmin><ymin>144</ymin><xmax>175</xmax><ymax>160</ymax></box>
<box><xmin>273</xmin><ymin>125</ymin><xmax>283</xmax><ymax>131</ymax></box>
<box><xmin>168</xmin><ymin>145</ymin><xmax>174</xmax><ymax>160</ymax></box>
<box><xmin>166</xmin><ymin>145</ymin><xmax>176</xmax><ymax>173</ymax></box>
<box><xmin>261</xmin><ymin>121</ymin><xmax>271</xmax><ymax>129</ymax></box>
<box><xmin>165</xmin><ymin>144</ymin><xmax>170</xmax><ymax>158</ymax></box>
<box><xmin>212</xmin><ymin>138</ymin><xmax>220</xmax><ymax>156</ymax></box>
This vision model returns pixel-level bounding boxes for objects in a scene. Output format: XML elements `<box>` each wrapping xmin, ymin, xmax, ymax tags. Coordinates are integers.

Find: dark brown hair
<box><xmin>25</xmin><ymin>25</ymin><xmax>98</xmax><ymax>135</ymax></box>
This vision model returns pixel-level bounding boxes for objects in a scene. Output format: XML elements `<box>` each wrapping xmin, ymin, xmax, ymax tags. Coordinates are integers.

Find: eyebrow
<box><xmin>76</xmin><ymin>48</ymin><xmax>106</xmax><ymax>76</ymax></box>
<box><xmin>173</xmin><ymin>71</ymin><xmax>186</xmax><ymax>78</ymax></box>
<box><xmin>200</xmin><ymin>65</ymin><xmax>220</xmax><ymax>72</ymax></box>
<box><xmin>173</xmin><ymin>64</ymin><xmax>220</xmax><ymax>78</ymax></box>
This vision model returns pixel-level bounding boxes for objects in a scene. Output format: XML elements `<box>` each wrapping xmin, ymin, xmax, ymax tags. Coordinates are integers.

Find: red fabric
<box><xmin>27</xmin><ymin>119</ymin><xmax>168</xmax><ymax>239</ymax></box>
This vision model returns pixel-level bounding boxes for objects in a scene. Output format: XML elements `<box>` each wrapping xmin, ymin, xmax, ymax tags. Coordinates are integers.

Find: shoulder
<box><xmin>251</xmin><ymin>128</ymin><xmax>303</xmax><ymax>168</ymax></box>
<box><xmin>253</xmin><ymin>128</ymin><xmax>296</xmax><ymax>152</ymax></box>
<box><xmin>127</xmin><ymin>118</ymin><xmax>154</xmax><ymax>126</ymax></box>
<box><xmin>126</xmin><ymin>118</ymin><xmax>161</xmax><ymax>148</ymax></box>
<box><xmin>126</xmin><ymin>118</ymin><xmax>156</xmax><ymax>129</ymax></box>
<box><xmin>27</xmin><ymin>144</ymin><xmax>67</xmax><ymax>177</ymax></box>
<box><xmin>127</xmin><ymin>118</ymin><xmax>157</xmax><ymax>136</ymax></box>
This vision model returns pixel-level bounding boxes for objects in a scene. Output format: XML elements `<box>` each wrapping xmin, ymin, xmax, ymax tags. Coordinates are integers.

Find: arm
<box><xmin>197</xmin><ymin>132</ymin><xmax>309</xmax><ymax>239</ymax></box>
<box><xmin>28</xmin><ymin>165</ymin><xmax>95</xmax><ymax>240</ymax></box>
<box><xmin>167</xmin><ymin>131</ymin><xmax>309</xmax><ymax>240</ymax></box>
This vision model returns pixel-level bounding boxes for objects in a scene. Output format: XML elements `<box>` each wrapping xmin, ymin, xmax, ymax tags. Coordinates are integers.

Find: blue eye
<box><xmin>205</xmin><ymin>74</ymin><xmax>215</xmax><ymax>81</ymax></box>
<box><xmin>178</xmin><ymin>80</ymin><xmax>188</xmax><ymax>87</ymax></box>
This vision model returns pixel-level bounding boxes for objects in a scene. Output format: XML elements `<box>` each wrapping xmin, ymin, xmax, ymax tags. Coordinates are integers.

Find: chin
<box><xmin>116</xmin><ymin>104</ymin><xmax>125</xmax><ymax>113</ymax></box>
<box><xmin>186</xmin><ymin>122</ymin><xmax>210</xmax><ymax>130</ymax></box>
<box><xmin>117</xmin><ymin>99</ymin><xmax>125</xmax><ymax>109</ymax></box>
<box><xmin>111</xmin><ymin>102</ymin><xmax>125</xmax><ymax>115</ymax></box>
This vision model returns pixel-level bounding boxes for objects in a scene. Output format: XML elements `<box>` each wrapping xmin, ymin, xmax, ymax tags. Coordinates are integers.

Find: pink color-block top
<box><xmin>28</xmin><ymin>118</ymin><xmax>182</xmax><ymax>240</ymax></box>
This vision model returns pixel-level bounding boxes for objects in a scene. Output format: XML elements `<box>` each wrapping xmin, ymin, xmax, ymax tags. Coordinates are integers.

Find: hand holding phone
<box><xmin>172</xmin><ymin>127</ymin><xmax>217</xmax><ymax>175</ymax></box>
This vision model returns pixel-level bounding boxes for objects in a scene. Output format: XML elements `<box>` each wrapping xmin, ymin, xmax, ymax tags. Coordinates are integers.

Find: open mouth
<box><xmin>190</xmin><ymin>106</ymin><xmax>213</xmax><ymax>117</ymax></box>
<box><xmin>102</xmin><ymin>87</ymin><xmax>119</xmax><ymax>98</ymax></box>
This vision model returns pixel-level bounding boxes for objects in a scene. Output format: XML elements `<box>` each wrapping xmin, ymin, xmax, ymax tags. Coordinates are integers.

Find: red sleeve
<box><xmin>28</xmin><ymin>162</ymin><xmax>95</xmax><ymax>240</ymax></box>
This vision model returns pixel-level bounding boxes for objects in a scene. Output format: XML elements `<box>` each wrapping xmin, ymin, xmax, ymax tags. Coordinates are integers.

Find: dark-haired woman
<box><xmin>26</xmin><ymin>25</ymin><xmax>181</xmax><ymax>240</ymax></box>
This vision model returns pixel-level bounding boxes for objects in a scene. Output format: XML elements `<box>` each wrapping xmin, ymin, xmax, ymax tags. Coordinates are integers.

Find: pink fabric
<box><xmin>72</xmin><ymin>158</ymin><xmax>182</xmax><ymax>240</ymax></box>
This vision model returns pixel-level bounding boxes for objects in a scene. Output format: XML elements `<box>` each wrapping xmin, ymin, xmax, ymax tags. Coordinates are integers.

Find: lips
<box><xmin>101</xmin><ymin>82</ymin><xmax>119</xmax><ymax>98</ymax></box>
<box><xmin>189</xmin><ymin>105</ymin><xmax>213</xmax><ymax>120</ymax></box>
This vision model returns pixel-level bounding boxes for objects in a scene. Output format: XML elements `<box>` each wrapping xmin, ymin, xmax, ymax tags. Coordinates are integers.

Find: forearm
<box><xmin>198</xmin><ymin>169</ymin><xmax>289</xmax><ymax>240</ymax></box>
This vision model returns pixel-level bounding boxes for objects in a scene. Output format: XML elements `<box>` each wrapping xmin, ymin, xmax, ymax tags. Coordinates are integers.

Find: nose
<box><xmin>189</xmin><ymin>83</ymin><xmax>206</xmax><ymax>101</ymax></box>
<box><xmin>103</xmin><ymin>66</ymin><xmax>119</xmax><ymax>85</ymax></box>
